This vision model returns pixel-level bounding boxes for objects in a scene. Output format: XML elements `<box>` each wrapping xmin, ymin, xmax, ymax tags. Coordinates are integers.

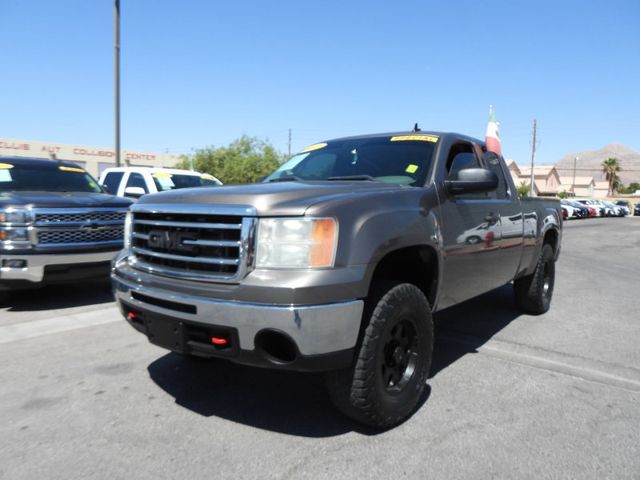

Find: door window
<box><xmin>483</xmin><ymin>152</ymin><xmax>510</xmax><ymax>199</ymax></box>
<box><xmin>102</xmin><ymin>171</ymin><xmax>124</xmax><ymax>195</ymax></box>
<box><xmin>125</xmin><ymin>172</ymin><xmax>148</xmax><ymax>192</ymax></box>
<box><xmin>446</xmin><ymin>142</ymin><xmax>486</xmax><ymax>199</ymax></box>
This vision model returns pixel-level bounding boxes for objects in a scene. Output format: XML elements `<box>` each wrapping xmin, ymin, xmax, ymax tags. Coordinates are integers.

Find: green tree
<box><xmin>517</xmin><ymin>181</ymin><xmax>530</xmax><ymax>197</ymax></box>
<box><xmin>176</xmin><ymin>136</ymin><xmax>285</xmax><ymax>184</ymax></box>
<box><xmin>601</xmin><ymin>157</ymin><xmax>622</xmax><ymax>196</ymax></box>
<box><xmin>622</xmin><ymin>182</ymin><xmax>640</xmax><ymax>194</ymax></box>
<box><xmin>557</xmin><ymin>191</ymin><xmax>569</xmax><ymax>199</ymax></box>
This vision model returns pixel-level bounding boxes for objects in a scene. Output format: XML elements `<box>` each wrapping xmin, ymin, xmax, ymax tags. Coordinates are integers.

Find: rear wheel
<box><xmin>325</xmin><ymin>283</ymin><xmax>433</xmax><ymax>429</ymax></box>
<box><xmin>514</xmin><ymin>243</ymin><xmax>555</xmax><ymax>314</ymax></box>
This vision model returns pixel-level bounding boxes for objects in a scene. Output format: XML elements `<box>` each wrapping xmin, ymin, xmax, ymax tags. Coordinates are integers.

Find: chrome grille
<box><xmin>38</xmin><ymin>227</ymin><xmax>124</xmax><ymax>245</ymax></box>
<box><xmin>129</xmin><ymin>205</ymin><xmax>256</xmax><ymax>283</ymax></box>
<box><xmin>35</xmin><ymin>211</ymin><xmax>126</xmax><ymax>224</ymax></box>
<box><xmin>32</xmin><ymin>207</ymin><xmax>129</xmax><ymax>250</ymax></box>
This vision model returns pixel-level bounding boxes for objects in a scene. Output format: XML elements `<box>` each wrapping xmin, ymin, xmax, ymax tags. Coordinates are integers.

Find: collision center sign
<box><xmin>0</xmin><ymin>137</ymin><xmax>177</xmax><ymax>164</ymax></box>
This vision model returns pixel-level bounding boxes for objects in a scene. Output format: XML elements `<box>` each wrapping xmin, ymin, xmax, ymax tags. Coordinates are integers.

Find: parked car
<box><xmin>634</xmin><ymin>203</ymin><xmax>640</xmax><ymax>216</ymax></box>
<box><xmin>99</xmin><ymin>167</ymin><xmax>222</xmax><ymax>199</ymax></box>
<box><xmin>0</xmin><ymin>157</ymin><xmax>131</xmax><ymax>295</ymax></box>
<box><xmin>612</xmin><ymin>200</ymin><xmax>630</xmax><ymax>216</ymax></box>
<box><xmin>560</xmin><ymin>200</ymin><xmax>582</xmax><ymax>219</ymax></box>
<box><xmin>112</xmin><ymin>130</ymin><xmax>562</xmax><ymax>429</ymax></box>
<box><xmin>562</xmin><ymin>200</ymin><xmax>589</xmax><ymax>218</ymax></box>
<box><xmin>602</xmin><ymin>200</ymin><xmax>625</xmax><ymax>217</ymax></box>
<box><xmin>576</xmin><ymin>199</ymin><xmax>611</xmax><ymax>217</ymax></box>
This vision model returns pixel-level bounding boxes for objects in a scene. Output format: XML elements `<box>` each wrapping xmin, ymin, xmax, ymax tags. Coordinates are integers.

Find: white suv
<box><xmin>99</xmin><ymin>167</ymin><xmax>222</xmax><ymax>199</ymax></box>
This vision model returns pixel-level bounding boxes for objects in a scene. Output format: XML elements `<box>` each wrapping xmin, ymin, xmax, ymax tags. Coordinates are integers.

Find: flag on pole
<box><xmin>485</xmin><ymin>105</ymin><xmax>502</xmax><ymax>156</ymax></box>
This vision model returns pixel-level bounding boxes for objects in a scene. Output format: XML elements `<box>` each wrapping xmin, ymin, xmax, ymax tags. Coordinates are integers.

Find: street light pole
<box><xmin>114</xmin><ymin>0</ymin><xmax>121</xmax><ymax>167</ymax></box>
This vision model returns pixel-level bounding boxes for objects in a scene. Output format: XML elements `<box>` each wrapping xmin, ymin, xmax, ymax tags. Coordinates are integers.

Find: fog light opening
<box><xmin>254</xmin><ymin>330</ymin><xmax>298</xmax><ymax>365</ymax></box>
<box><xmin>2</xmin><ymin>259</ymin><xmax>27</xmax><ymax>269</ymax></box>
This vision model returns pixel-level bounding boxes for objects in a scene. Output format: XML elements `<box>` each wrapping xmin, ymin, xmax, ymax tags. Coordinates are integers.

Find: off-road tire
<box><xmin>514</xmin><ymin>243</ymin><xmax>555</xmax><ymax>314</ymax></box>
<box><xmin>325</xmin><ymin>283</ymin><xmax>433</xmax><ymax>429</ymax></box>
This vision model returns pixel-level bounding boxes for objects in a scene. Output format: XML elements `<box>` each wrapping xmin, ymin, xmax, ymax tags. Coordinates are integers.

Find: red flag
<box><xmin>485</xmin><ymin>105</ymin><xmax>502</xmax><ymax>156</ymax></box>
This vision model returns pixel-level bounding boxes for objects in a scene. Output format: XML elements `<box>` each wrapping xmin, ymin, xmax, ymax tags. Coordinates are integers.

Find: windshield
<box><xmin>151</xmin><ymin>173</ymin><xmax>218</xmax><ymax>191</ymax></box>
<box><xmin>0</xmin><ymin>162</ymin><xmax>102</xmax><ymax>193</ymax></box>
<box><xmin>264</xmin><ymin>135</ymin><xmax>437</xmax><ymax>186</ymax></box>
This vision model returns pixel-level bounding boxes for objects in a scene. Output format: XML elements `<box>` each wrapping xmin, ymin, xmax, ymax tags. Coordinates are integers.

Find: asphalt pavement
<box><xmin>1</xmin><ymin>217</ymin><xmax>639</xmax><ymax>479</ymax></box>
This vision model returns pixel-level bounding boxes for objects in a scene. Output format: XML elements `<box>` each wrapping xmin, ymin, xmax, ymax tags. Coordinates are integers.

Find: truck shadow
<box><xmin>1</xmin><ymin>280</ymin><xmax>114</xmax><ymax>311</ymax></box>
<box><xmin>147</xmin><ymin>284</ymin><xmax>518</xmax><ymax>437</ymax></box>
<box><xmin>431</xmin><ymin>284</ymin><xmax>519</xmax><ymax>377</ymax></box>
<box><xmin>146</xmin><ymin>353</ymin><xmax>406</xmax><ymax>437</ymax></box>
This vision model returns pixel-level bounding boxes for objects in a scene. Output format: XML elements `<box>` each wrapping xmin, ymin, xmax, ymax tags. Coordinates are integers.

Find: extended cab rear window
<box><xmin>0</xmin><ymin>162</ymin><xmax>102</xmax><ymax>193</ymax></box>
<box><xmin>264</xmin><ymin>135</ymin><xmax>438</xmax><ymax>186</ymax></box>
<box><xmin>151</xmin><ymin>173</ymin><xmax>210</xmax><ymax>191</ymax></box>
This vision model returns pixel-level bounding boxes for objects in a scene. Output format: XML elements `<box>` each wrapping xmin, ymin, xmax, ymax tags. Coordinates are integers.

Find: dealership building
<box><xmin>0</xmin><ymin>137</ymin><xmax>181</xmax><ymax>178</ymax></box>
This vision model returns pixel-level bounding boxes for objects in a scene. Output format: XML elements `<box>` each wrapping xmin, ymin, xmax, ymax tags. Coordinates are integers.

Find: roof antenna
<box><xmin>412</xmin><ymin>123</ymin><xmax>421</xmax><ymax>132</ymax></box>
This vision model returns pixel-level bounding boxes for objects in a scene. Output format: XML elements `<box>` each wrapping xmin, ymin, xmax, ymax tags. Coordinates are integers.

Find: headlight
<box><xmin>0</xmin><ymin>208</ymin><xmax>33</xmax><ymax>224</ymax></box>
<box><xmin>123</xmin><ymin>211</ymin><xmax>132</xmax><ymax>249</ymax></box>
<box><xmin>256</xmin><ymin>217</ymin><xmax>338</xmax><ymax>269</ymax></box>
<box><xmin>0</xmin><ymin>228</ymin><xmax>29</xmax><ymax>242</ymax></box>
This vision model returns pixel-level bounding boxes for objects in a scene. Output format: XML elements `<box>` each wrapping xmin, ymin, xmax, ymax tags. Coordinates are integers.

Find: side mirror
<box><xmin>445</xmin><ymin>168</ymin><xmax>499</xmax><ymax>195</ymax></box>
<box><xmin>124</xmin><ymin>186</ymin><xmax>146</xmax><ymax>198</ymax></box>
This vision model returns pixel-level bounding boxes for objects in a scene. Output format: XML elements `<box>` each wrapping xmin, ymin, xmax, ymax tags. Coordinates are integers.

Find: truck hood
<box><xmin>136</xmin><ymin>181</ymin><xmax>404</xmax><ymax>216</ymax></box>
<box><xmin>0</xmin><ymin>191</ymin><xmax>132</xmax><ymax>209</ymax></box>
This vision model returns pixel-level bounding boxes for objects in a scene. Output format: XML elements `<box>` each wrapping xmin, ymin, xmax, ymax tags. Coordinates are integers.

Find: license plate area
<box><xmin>146</xmin><ymin>313</ymin><xmax>185</xmax><ymax>352</ymax></box>
<box><xmin>120</xmin><ymin>301</ymin><xmax>239</xmax><ymax>357</ymax></box>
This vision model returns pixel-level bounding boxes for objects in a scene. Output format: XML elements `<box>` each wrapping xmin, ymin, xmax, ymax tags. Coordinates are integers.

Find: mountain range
<box><xmin>553</xmin><ymin>144</ymin><xmax>640</xmax><ymax>186</ymax></box>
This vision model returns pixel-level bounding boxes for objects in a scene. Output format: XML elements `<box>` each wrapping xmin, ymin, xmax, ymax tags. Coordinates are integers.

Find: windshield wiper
<box><xmin>327</xmin><ymin>175</ymin><xmax>378</xmax><ymax>182</ymax></box>
<box><xmin>267</xmin><ymin>175</ymin><xmax>304</xmax><ymax>183</ymax></box>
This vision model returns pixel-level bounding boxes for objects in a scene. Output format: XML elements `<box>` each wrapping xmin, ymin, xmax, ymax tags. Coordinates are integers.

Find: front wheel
<box><xmin>325</xmin><ymin>283</ymin><xmax>433</xmax><ymax>429</ymax></box>
<box><xmin>514</xmin><ymin>243</ymin><xmax>555</xmax><ymax>314</ymax></box>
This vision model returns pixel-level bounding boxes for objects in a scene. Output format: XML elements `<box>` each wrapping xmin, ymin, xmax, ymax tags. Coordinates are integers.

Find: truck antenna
<box><xmin>412</xmin><ymin>123</ymin><xmax>421</xmax><ymax>132</ymax></box>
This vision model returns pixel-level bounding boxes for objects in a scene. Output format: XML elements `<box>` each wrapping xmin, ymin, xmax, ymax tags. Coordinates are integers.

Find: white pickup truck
<box><xmin>99</xmin><ymin>167</ymin><xmax>222</xmax><ymax>199</ymax></box>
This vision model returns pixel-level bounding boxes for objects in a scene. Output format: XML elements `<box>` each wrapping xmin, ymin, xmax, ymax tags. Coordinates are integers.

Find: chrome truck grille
<box><xmin>38</xmin><ymin>228</ymin><xmax>123</xmax><ymax>245</ymax></box>
<box><xmin>128</xmin><ymin>205</ymin><xmax>256</xmax><ymax>283</ymax></box>
<box><xmin>32</xmin><ymin>208</ymin><xmax>128</xmax><ymax>249</ymax></box>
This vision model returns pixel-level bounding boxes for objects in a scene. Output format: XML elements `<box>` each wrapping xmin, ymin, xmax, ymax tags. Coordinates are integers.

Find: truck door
<box><xmin>435</xmin><ymin>141</ymin><xmax>511</xmax><ymax>308</ymax></box>
<box><xmin>482</xmin><ymin>151</ymin><xmax>524</xmax><ymax>284</ymax></box>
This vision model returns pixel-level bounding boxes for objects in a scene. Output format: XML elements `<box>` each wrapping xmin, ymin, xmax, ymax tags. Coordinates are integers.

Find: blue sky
<box><xmin>1</xmin><ymin>0</ymin><xmax>638</xmax><ymax>165</ymax></box>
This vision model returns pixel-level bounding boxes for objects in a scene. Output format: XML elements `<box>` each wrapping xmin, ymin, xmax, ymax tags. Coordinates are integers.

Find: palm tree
<box><xmin>602</xmin><ymin>157</ymin><xmax>622</xmax><ymax>196</ymax></box>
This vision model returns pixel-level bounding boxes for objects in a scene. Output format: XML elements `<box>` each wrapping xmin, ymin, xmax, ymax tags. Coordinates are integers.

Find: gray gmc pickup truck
<box><xmin>112</xmin><ymin>131</ymin><xmax>562</xmax><ymax>428</ymax></box>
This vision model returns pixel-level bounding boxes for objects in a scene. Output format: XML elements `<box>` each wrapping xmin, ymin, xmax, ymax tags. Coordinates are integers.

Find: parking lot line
<box><xmin>0</xmin><ymin>306</ymin><xmax>120</xmax><ymax>344</ymax></box>
<box><xmin>441</xmin><ymin>332</ymin><xmax>640</xmax><ymax>393</ymax></box>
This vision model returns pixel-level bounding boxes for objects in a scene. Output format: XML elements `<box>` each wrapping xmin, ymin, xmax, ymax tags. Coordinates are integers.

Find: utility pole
<box><xmin>529</xmin><ymin>119</ymin><xmax>537</xmax><ymax>197</ymax></box>
<box><xmin>114</xmin><ymin>0</ymin><xmax>121</xmax><ymax>167</ymax></box>
<box><xmin>572</xmin><ymin>156</ymin><xmax>578</xmax><ymax>195</ymax></box>
<box><xmin>288</xmin><ymin>128</ymin><xmax>292</xmax><ymax>158</ymax></box>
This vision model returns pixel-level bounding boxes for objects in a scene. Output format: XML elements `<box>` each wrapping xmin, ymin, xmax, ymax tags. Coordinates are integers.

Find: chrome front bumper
<box><xmin>112</xmin><ymin>275</ymin><xmax>364</xmax><ymax>356</ymax></box>
<box><xmin>0</xmin><ymin>250</ymin><xmax>119</xmax><ymax>283</ymax></box>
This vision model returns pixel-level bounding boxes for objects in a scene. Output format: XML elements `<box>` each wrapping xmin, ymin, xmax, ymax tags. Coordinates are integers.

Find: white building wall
<box><xmin>0</xmin><ymin>137</ymin><xmax>181</xmax><ymax>177</ymax></box>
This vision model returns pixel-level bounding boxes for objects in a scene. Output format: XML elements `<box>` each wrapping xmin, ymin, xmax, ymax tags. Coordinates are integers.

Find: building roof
<box><xmin>518</xmin><ymin>165</ymin><xmax>557</xmax><ymax>176</ymax></box>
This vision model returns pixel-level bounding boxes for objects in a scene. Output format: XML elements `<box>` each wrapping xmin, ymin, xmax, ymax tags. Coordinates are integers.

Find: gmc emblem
<box><xmin>147</xmin><ymin>230</ymin><xmax>197</xmax><ymax>253</ymax></box>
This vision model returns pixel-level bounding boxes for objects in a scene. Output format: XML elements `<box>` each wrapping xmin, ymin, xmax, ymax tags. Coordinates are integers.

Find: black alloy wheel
<box><xmin>325</xmin><ymin>283</ymin><xmax>433</xmax><ymax>429</ymax></box>
<box><xmin>514</xmin><ymin>243</ymin><xmax>555</xmax><ymax>314</ymax></box>
<box><xmin>380</xmin><ymin>319</ymin><xmax>418</xmax><ymax>394</ymax></box>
